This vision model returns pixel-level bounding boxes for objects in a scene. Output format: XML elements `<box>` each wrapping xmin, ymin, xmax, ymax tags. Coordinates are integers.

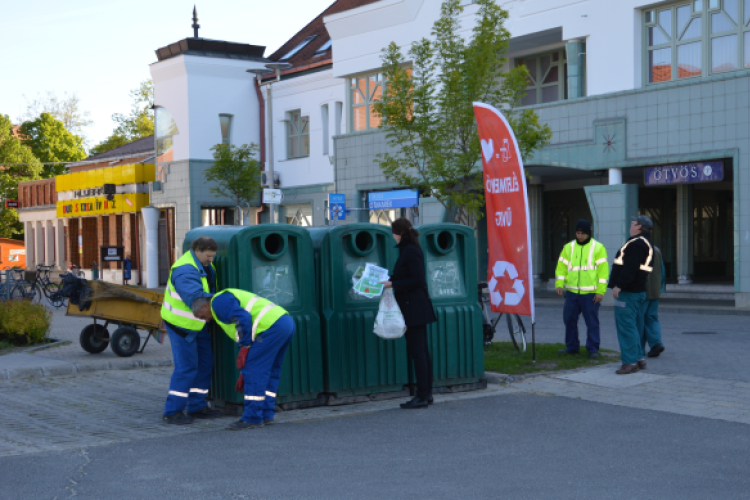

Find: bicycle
<box><xmin>478</xmin><ymin>282</ymin><xmax>527</xmax><ymax>352</ymax></box>
<box><xmin>13</xmin><ymin>264</ymin><xmax>66</xmax><ymax>308</ymax></box>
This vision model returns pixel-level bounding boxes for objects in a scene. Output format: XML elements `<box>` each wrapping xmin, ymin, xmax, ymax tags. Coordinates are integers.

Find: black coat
<box><xmin>391</xmin><ymin>241</ymin><xmax>437</xmax><ymax>327</ymax></box>
<box><xmin>608</xmin><ymin>234</ymin><xmax>653</xmax><ymax>293</ymax></box>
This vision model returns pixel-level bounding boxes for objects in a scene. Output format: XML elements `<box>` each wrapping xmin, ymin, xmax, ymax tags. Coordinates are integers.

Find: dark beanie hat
<box><xmin>576</xmin><ymin>219</ymin><xmax>592</xmax><ymax>236</ymax></box>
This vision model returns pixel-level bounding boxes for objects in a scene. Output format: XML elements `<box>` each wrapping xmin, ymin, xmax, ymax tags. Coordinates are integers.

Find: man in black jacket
<box><xmin>608</xmin><ymin>215</ymin><xmax>654</xmax><ymax>375</ymax></box>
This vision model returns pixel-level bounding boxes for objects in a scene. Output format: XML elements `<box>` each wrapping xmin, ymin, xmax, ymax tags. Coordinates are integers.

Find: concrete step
<box><xmin>660</xmin><ymin>291</ymin><xmax>735</xmax><ymax>300</ymax></box>
<box><xmin>665</xmin><ymin>283</ymin><xmax>734</xmax><ymax>293</ymax></box>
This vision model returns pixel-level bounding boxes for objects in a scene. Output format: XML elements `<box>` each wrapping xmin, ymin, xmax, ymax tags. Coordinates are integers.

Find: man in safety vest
<box><xmin>608</xmin><ymin>215</ymin><xmax>654</xmax><ymax>375</ymax></box>
<box><xmin>192</xmin><ymin>289</ymin><xmax>295</xmax><ymax>430</ymax></box>
<box><xmin>555</xmin><ymin>219</ymin><xmax>609</xmax><ymax>359</ymax></box>
<box><xmin>161</xmin><ymin>237</ymin><xmax>220</xmax><ymax>424</ymax></box>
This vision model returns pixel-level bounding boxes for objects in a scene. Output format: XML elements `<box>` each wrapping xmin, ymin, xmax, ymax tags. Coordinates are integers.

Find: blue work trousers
<box><xmin>643</xmin><ymin>299</ymin><xmax>662</xmax><ymax>350</ymax></box>
<box><xmin>563</xmin><ymin>292</ymin><xmax>601</xmax><ymax>354</ymax></box>
<box><xmin>613</xmin><ymin>291</ymin><xmax>646</xmax><ymax>365</ymax></box>
<box><xmin>241</xmin><ymin>315</ymin><xmax>296</xmax><ymax>424</ymax></box>
<box><xmin>164</xmin><ymin>327</ymin><xmax>213</xmax><ymax>416</ymax></box>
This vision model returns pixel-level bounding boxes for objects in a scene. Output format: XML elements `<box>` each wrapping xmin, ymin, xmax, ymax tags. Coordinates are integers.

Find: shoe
<box><xmin>227</xmin><ymin>419</ymin><xmax>264</xmax><ymax>431</ymax></box>
<box><xmin>637</xmin><ymin>359</ymin><xmax>647</xmax><ymax>369</ymax></box>
<box><xmin>647</xmin><ymin>344</ymin><xmax>665</xmax><ymax>358</ymax></box>
<box><xmin>558</xmin><ymin>349</ymin><xmax>579</xmax><ymax>355</ymax></box>
<box><xmin>263</xmin><ymin>418</ymin><xmax>275</xmax><ymax>425</ymax></box>
<box><xmin>427</xmin><ymin>397</ymin><xmax>434</xmax><ymax>405</ymax></box>
<box><xmin>589</xmin><ymin>352</ymin><xmax>600</xmax><ymax>360</ymax></box>
<box><xmin>400</xmin><ymin>397</ymin><xmax>428</xmax><ymax>409</ymax></box>
<box><xmin>616</xmin><ymin>364</ymin><xmax>639</xmax><ymax>375</ymax></box>
<box><xmin>188</xmin><ymin>406</ymin><xmax>222</xmax><ymax>419</ymax></box>
<box><xmin>163</xmin><ymin>413</ymin><xmax>194</xmax><ymax>425</ymax></box>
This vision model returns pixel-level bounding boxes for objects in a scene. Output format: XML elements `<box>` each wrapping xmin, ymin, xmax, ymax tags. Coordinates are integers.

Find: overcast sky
<box><xmin>0</xmin><ymin>0</ymin><xmax>334</xmax><ymax>149</ymax></box>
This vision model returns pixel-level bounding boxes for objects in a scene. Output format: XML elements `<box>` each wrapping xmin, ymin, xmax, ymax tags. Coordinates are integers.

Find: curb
<box><xmin>0</xmin><ymin>357</ymin><xmax>173</xmax><ymax>381</ymax></box>
<box><xmin>485</xmin><ymin>361</ymin><xmax>621</xmax><ymax>385</ymax></box>
<box><xmin>24</xmin><ymin>339</ymin><xmax>71</xmax><ymax>353</ymax></box>
<box><xmin>534</xmin><ymin>300</ymin><xmax>750</xmax><ymax>317</ymax></box>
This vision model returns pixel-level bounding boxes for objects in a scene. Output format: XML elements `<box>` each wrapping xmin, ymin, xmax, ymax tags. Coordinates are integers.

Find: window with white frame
<box><xmin>286</xmin><ymin>110</ymin><xmax>310</xmax><ymax>159</ymax></box>
<box><xmin>349</xmin><ymin>73</ymin><xmax>383</xmax><ymax>132</ymax></box>
<box><xmin>219</xmin><ymin>114</ymin><xmax>233</xmax><ymax>145</ymax></box>
<box><xmin>516</xmin><ymin>50</ymin><xmax>568</xmax><ymax>106</ymax></box>
<box><xmin>645</xmin><ymin>0</ymin><xmax>750</xmax><ymax>84</ymax></box>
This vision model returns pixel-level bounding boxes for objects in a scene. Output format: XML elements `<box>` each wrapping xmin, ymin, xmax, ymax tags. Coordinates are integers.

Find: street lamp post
<box><xmin>248</xmin><ymin>62</ymin><xmax>291</xmax><ymax>224</ymax></box>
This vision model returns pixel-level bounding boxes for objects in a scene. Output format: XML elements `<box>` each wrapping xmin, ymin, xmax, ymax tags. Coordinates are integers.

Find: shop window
<box><xmin>286</xmin><ymin>110</ymin><xmax>310</xmax><ymax>159</ymax></box>
<box><xmin>644</xmin><ymin>0</ymin><xmax>750</xmax><ymax>84</ymax></box>
<box><xmin>516</xmin><ymin>50</ymin><xmax>568</xmax><ymax>106</ymax></box>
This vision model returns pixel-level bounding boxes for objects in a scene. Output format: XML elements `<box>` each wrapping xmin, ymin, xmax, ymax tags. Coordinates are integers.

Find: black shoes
<box><xmin>589</xmin><ymin>352</ymin><xmax>600</xmax><ymax>360</ymax></box>
<box><xmin>400</xmin><ymin>397</ymin><xmax>429</xmax><ymax>409</ymax></box>
<box><xmin>188</xmin><ymin>406</ymin><xmax>223</xmax><ymax>419</ymax></box>
<box><xmin>647</xmin><ymin>344</ymin><xmax>665</xmax><ymax>358</ymax></box>
<box><xmin>163</xmin><ymin>413</ymin><xmax>194</xmax><ymax>425</ymax></box>
<box><xmin>227</xmin><ymin>419</ymin><xmax>264</xmax><ymax>431</ymax></box>
<box><xmin>263</xmin><ymin>418</ymin><xmax>275</xmax><ymax>425</ymax></box>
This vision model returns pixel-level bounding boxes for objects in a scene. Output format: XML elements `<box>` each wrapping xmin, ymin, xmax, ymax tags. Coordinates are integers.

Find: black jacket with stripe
<box><xmin>608</xmin><ymin>234</ymin><xmax>653</xmax><ymax>294</ymax></box>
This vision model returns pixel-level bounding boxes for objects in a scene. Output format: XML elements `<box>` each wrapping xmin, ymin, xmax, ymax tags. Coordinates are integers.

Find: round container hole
<box><xmin>354</xmin><ymin>232</ymin><xmax>374</xmax><ymax>253</ymax></box>
<box><xmin>436</xmin><ymin>231</ymin><xmax>455</xmax><ymax>252</ymax></box>
<box><xmin>264</xmin><ymin>233</ymin><xmax>284</xmax><ymax>256</ymax></box>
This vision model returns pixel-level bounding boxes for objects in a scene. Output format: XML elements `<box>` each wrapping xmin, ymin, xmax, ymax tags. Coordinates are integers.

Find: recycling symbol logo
<box><xmin>488</xmin><ymin>261</ymin><xmax>525</xmax><ymax>307</ymax></box>
<box><xmin>331</xmin><ymin>204</ymin><xmax>344</xmax><ymax>218</ymax></box>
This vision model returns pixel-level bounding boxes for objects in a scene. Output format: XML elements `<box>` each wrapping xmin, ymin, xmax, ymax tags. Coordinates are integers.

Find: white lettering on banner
<box><xmin>495</xmin><ymin>207</ymin><xmax>512</xmax><ymax>227</ymax></box>
<box><xmin>485</xmin><ymin>173</ymin><xmax>519</xmax><ymax>194</ymax></box>
<box><xmin>691</xmin><ymin>166</ymin><xmax>698</xmax><ymax>178</ymax></box>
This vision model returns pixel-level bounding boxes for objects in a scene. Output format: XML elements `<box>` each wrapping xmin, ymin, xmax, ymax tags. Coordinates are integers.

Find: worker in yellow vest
<box><xmin>192</xmin><ymin>289</ymin><xmax>295</xmax><ymax>430</ymax></box>
<box><xmin>555</xmin><ymin>220</ymin><xmax>609</xmax><ymax>359</ymax></box>
<box><xmin>160</xmin><ymin>237</ymin><xmax>220</xmax><ymax>425</ymax></box>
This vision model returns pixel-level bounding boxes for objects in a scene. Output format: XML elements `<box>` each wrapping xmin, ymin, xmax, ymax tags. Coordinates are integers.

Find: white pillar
<box><xmin>45</xmin><ymin>220</ymin><xmax>55</xmax><ymax>266</ymax></box>
<box><xmin>24</xmin><ymin>221</ymin><xmax>33</xmax><ymax>268</ymax></box>
<box><xmin>141</xmin><ymin>206</ymin><xmax>160</xmax><ymax>289</ymax></box>
<box><xmin>35</xmin><ymin>221</ymin><xmax>45</xmax><ymax>268</ymax></box>
<box><xmin>608</xmin><ymin>168</ymin><xmax>622</xmax><ymax>185</ymax></box>
<box><xmin>56</xmin><ymin>220</ymin><xmax>66</xmax><ymax>270</ymax></box>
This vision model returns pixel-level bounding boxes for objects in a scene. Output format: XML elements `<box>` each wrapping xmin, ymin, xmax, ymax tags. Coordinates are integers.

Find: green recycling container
<box><xmin>307</xmin><ymin>224</ymin><xmax>409</xmax><ymax>397</ymax></box>
<box><xmin>183</xmin><ymin>225</ymin><xmax>324</xmax><ymax>405</ymax></box>
<box><xmin>417</xmin><ymin>223</ymin><xmax>484</xmax><ymax>386</ymax></box>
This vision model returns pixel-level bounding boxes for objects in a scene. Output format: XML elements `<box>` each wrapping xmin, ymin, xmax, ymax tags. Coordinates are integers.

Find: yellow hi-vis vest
<box><xmin>554</xmin><ymin>238</ymin><xmax>609</xmax><ymax>295</ymax></box>
<box><xmin>160</xmin><ymin>251</ymin><xmax>215</xmax><ymax>333</ymax></box>
<box><xmin>211</xmin><ymin>289</ymin><xmax>287</xmax><ymax>343</ymax></box>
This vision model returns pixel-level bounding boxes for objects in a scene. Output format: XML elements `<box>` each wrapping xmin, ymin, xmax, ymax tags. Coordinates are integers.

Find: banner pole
<box><xmin>532</xmin><ymin>321</ymin><xmax>536</xmax><ymax>365</ymax></box>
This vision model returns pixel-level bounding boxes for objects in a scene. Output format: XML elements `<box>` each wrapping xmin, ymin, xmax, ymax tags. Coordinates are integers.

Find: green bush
<box><xmin>0</xmin><ymin>300</ymin><xmax>51</xmax><ymax>345</ymax></box>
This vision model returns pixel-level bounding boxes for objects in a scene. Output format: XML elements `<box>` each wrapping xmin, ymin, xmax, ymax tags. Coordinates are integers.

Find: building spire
<box><xmin>192</xmin><ymin>5</ymin><xmax>200</xmax><ymax>38</ymax></box>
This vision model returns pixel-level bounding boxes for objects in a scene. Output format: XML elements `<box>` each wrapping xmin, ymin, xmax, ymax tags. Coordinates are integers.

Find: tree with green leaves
<box><xmin>19</xmin><ymin>113</ymin><xmax>86</xmax><ymax>177</ymax></box>
<box><xmin>90</xmin><ymin>80</ymin><xmax>154</xmax><ymax>156</ymax></box>
<box><xmin>374</xmin><ymin>0</ymin><xmax>552</xmax><ymax>224</ymax></box>
<box><xmin>204</xmin><ymin>143</ymin><xmax>262</xmax><ymax>217</ymax></box>
<box><xmin>0</xmin><ymin>115</ymin><xmax>43</xmax><ymax>238</ymax></box>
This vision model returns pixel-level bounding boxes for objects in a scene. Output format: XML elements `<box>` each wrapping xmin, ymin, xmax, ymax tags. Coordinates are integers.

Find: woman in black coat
<box><xmin>381</xmin><ymin>218</ymin><xmax>437</xmax><ymax>409</ymax></box>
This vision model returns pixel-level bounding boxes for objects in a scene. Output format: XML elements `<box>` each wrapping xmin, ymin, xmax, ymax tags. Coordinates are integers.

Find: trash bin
<box><xmin>418</xmin><ymin>223</ymin><xmax>484</xmax><ymax>387</ymax></box>
<box><xmin>308</xmin><ymin>223</ymin><xmax>409</xmax><ymax>398</ymax></box>
<box><xmin>183</xmin><ymin>225</ymin><xmax>325</xmax><ymax>406</ymax></box>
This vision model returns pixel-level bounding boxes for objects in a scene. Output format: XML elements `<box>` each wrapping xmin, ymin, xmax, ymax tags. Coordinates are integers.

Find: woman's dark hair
<box><xmin>392</xmin><ymin>218</ymin><xmax>420</xmax><ymax>247</ymax></box>
<box><xmin>191</xmin><ymin>237</ymin><xmax>218</xmax><ymax>252</ymax></box>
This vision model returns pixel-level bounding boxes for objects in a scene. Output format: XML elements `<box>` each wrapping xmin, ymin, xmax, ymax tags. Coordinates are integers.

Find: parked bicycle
<box><xmin>13</xmin><ymin>264</ymin><xmax>66</xmax><ymax>308</ymax></box>
<box><xmin>478</xmin><ymin>282</ymin><xmax>527</xmax><ymax>352</ymax></box>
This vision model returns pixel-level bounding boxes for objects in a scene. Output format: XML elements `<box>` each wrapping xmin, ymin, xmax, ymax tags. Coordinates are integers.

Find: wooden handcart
<box><xmin>66</xmin><ymin>281</ymin><xmax>165</xmax><ymax>357</ymax></box>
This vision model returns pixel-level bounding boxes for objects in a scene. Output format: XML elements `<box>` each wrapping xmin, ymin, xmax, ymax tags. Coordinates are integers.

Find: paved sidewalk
<box><xmin>0</xmin><ymin>306</ymin><xmax>173</xmax><ymax>380</ymax></box>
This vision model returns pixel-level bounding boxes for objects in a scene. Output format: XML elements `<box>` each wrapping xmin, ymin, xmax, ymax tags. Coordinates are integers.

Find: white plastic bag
<box><xmin>373</xmin><ymin>289</ymin><xmax>407</xmax><ymax>339</ymax></box>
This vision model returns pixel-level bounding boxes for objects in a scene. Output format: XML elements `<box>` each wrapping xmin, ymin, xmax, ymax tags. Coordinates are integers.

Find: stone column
<box><xmin>565</xmin><ymin>41</ymin><xmax>585</xmax><ymax>99</ymax></box>
<box><xmin>56</xmin><ymin>220</ymin><xmax>66</xmax><ymax>270</ymax></box>
<box><xmin>676</xmin><ymin>184</ymin><xmax>694</xmax><ymax>284</ymax></box>
<box><xmin>45</xmin><ymin>220</ymin><xmax>55</xmax><ymax>265</ymax></box>
<box><xmin>528</xmin><ymin>183</ymin><xmax>544</xmax><ymax>283</ymax></box>
<box><xmin>35</xmin><ymin>221</ymin><xmax>45</xmax><ymax>267</ymax></box>
<box><xmin>609</xmin><ymin>168</ymin><xmax>622</xmax><ymax>185</ymax></box>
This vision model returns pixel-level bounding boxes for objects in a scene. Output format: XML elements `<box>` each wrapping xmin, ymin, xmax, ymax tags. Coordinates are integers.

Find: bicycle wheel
<box><xmin>507</xmin><ymin>314</ymin><xmax>527</xmax><ymax>353</ymax></box>
<box><xmin>10</xmin><ymin>284</ymin><xmax>28</xmax><ymax>301</ymax></box>
<box><xmin>46</xmin><ymin>283</ymin><xmax>63</xmax><ymax>306</ymax></box>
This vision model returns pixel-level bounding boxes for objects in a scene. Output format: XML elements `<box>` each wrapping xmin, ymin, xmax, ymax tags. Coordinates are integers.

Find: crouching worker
<box><xmin>192</xmin><ymin>289</ymin><xmax>295</xmax><ymax>431</ymax></box>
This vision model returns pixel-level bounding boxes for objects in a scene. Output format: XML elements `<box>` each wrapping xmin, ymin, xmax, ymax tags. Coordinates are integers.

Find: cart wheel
<box><xmin>110</xmin><ymin>327</ymin><xmax>140</xmax><ymax>357</ymax></box>
<box><xmin>80</xmin><ymin>324</ymin><xmax>109</xmax><ymax>354</ymax></box>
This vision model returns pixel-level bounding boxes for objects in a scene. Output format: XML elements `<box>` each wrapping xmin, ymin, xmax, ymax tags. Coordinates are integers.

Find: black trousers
<box><xmin>405</xmin><ymin>325</ymin><xmax>433</xmax><ymax>400</ymax></box>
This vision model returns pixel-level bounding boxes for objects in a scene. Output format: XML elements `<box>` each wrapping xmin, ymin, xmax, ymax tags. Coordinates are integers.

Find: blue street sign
<box><xmin>368</xmin><ymin>189</ymin><xmax>419</xmax><ymax>210</ymax></box>
<box><xmin>328</xmin><ymin>193</ymin><xmax>346</xmax><ymax>220</ymax></box>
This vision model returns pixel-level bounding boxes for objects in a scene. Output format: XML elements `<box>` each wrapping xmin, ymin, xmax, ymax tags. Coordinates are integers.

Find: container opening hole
<box><xmin>355</xmin><ymin>232</ymin><xmax>373</xmax><ymax>253</ymax></box>
<box><xmin>264</xmin><ymin>234</ymin><xmax>284</xmax><ymax>256</ymax></box>
<box><xmin>437</xmin><ymin>231</ymin><xmax>453</xmax><ymax>251</ymax></box>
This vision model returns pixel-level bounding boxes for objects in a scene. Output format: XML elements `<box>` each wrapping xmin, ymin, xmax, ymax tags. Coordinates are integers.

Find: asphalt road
<box><xmin>2</xmin><ymin>393</ymin><xmax>749</xmax><ymax>500</ymax></box>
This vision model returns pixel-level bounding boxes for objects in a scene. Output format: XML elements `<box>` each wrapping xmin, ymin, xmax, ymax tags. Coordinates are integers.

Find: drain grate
<box><xmin>682</xmin><ymin>331</ymin><xmax>718</xmax><ymax>335</ymax></box>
